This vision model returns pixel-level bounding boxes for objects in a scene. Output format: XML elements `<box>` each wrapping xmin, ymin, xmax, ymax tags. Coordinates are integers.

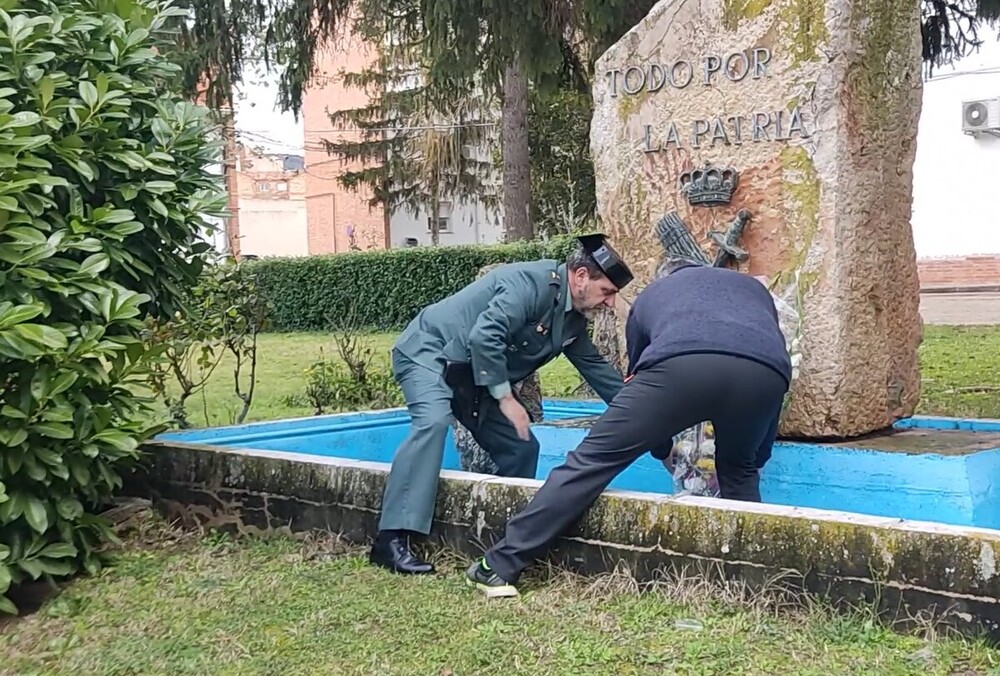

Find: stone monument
<box><xmin>590</xmin><ymin>0</ymin><xmax>924</xmax><ymax>438</ymax></box>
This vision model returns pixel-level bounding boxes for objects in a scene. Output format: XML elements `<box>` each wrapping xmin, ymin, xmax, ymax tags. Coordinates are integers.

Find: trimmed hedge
<box><xmin>248</xmin><ymin>237</ymin><xmax>578</xmax><ymax>332</ymax></box>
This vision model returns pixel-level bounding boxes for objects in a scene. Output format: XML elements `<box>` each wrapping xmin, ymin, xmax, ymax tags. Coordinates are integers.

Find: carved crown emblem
<box><xmin>678</xmin><ymin>163</ymin><xmax>739</xmax><ymax>207</ymax></box>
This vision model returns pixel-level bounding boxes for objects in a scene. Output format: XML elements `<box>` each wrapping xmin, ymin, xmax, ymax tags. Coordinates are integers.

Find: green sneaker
<box><xmin>466</xmin><ymin>558</ymin><xmax>518</xmax><ymax>598</ymax></box>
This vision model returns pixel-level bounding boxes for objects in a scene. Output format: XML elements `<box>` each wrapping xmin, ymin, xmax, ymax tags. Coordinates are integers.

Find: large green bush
<box><xmin>0</xmin><ymin>0</ymin><xmax>226</xmax><ymax>612</ymax></box>
<box><xmin>250</xmin><ymin>237</ymin><xmax>578</xmax><ymax>332</ymax></box>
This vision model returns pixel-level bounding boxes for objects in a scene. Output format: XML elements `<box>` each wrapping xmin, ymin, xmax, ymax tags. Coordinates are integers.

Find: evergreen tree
<box><xmin>923</xmin><ymin>0</ymin><xmax>1000</xmax><ymax>75</ymax></box>
<box><xmin>321</xmin><ymin>1</ymin><xmax>496</xmax><ymax>245</ymax></box>
<box><xmin>166</xmin><ymin>0</ymin><xmax>1000</xmax><ymax>115</ymax></box>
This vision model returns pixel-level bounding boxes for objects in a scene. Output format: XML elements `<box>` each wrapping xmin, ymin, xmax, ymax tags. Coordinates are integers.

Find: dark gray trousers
<box><xmin>378</xmin><ymin>349</ymin><xmax>540</xmax><ymax>534</ymax></box>
<box><xmin>484</xmin><ymin>352</ymin><xmax>788</xmax><ymax>582</ymax></box>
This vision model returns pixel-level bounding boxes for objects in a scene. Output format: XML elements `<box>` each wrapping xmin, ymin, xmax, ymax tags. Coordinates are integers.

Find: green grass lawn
<box><xmin>184</xmin><ymin>325</ymin><xmax>1000</xmax><ymax>428</ymax></box>
<box><xmin>3</xmin><ymin>325</ymin><xmax>1000</xmax><ymax>673</ymax></box>
<box><xmin>178</xmin><ymin>331</ymin><xmax>584</xmax><ymax>428</ymax></box>
<box><xmin>1</xmin><ymin>509</ymin><xmax>997</xmax><ymax>675</ymax></box>
<box><xmin>917</xmin><ymin>326</ymin><xmax>1000</xmax><ymax>419</ymax></box>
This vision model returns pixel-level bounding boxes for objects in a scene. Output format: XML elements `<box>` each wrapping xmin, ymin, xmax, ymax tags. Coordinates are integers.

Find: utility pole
<box><xmin>220</xmin><ymin>105</ymin><xmax>242</xmax><ymax>260</ymax></box>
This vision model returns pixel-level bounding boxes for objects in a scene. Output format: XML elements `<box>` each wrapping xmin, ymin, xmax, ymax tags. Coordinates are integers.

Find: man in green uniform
<box><xmin>369</xmin><ymin>234</ymin><xmax>635</xmax><ymax>574</ymax></box>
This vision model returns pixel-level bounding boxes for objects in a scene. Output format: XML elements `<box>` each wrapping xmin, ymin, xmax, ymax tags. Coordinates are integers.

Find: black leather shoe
<box><xmin>368</xmin><ymin>531</ymin><xmax>435</xmax><ymax>575</ymax></box>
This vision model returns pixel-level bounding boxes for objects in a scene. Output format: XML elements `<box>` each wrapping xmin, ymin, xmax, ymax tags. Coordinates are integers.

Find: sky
<box><xmin>230</xmin><ymin>36</ymin><xmax>1000</xmax><ymax>159</ymax></box>
<box><xmin>232</xmin><ymin>64</ymin><xmax>306</xmax><ymax>155</ymax></box>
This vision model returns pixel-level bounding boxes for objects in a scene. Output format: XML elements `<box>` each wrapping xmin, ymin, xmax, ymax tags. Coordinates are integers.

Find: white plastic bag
<box><xmin>768</xmin><ymin>270</ymin><xmax>804</xmax><ymax>404</ymax></box>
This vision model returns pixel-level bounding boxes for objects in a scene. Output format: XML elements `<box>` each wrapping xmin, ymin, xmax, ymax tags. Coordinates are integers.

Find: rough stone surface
<box><xmin>590</xmin><ymin>0</ymin><xmax>924</xmax><ymax>437</ymax></box>
<box><xmin>573</xmin><ymin>304</ymin><xmax>627</xmax><ymax>399</ymax></box>
<box><xmin>131</xmin><ymin>441</ymin><xmax>1000</xmax><ymax>641</ymax></box>
<box><xmin>453</xmin><ymin>263</ymin><xmax>544</xmax><ymax>474</ymax></box>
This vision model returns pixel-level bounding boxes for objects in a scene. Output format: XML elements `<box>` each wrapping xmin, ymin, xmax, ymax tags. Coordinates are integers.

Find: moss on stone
<box><xmin>778</xmin><ymin>145</ymin><xmax>821</xmax><ymax>295</ymax></box>
<box><xmin>630</xmin><ymin>499</ymin><xmax>1000</xmax><ymax>592</ymax></box>
<box><xmin>845</xmin><ymin>0</ymin><xmax>915</xmax><ymax>134</ymax></box>
<box><xmin>143</xmin><ymin>441</ymin><xmax>1000</xmax><ymax>633</ymax></box>
<box><xmin>633</xmin><ymin>177</ymin><xmax>650</xmax><ymax>225</ymax></box>
<box><xmin>780</xmin><ymin>0</ymin><xmax>829</xmax><ymax>65</ymax></box>
<box><xmin>579</xmin><ymin>496</ymin><xmax>666</xmax><ymax>548</ymax></box>
<box><xmin>722</xmin><ymin>0</ymin><xmax>775</xmax><ymax>30</ymax></box>
<box><xmin>617</xmin><ymin>90</ymin><xmax>646</xmax><ymax>121</ymax></box>
<box><xmin>787</xmin><ymin>84</ymin><xmax>815</xmax><ymax>112</ymax></box>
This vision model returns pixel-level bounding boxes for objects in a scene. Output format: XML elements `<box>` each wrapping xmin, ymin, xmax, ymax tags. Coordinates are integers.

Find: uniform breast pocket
<box><xmin>509</xmin><ymin>324</ymin><xmax>549</xmax><ymax>358</ymax></box>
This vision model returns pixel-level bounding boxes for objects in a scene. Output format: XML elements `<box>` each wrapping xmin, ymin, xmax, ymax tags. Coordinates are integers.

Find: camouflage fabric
<box><xmin>454</xmin><ymin>263</ymin><xmax>545</xmax><ymax>474</ymax></box>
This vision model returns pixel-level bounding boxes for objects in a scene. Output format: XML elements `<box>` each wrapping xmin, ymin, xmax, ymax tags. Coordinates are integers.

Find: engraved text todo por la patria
<box><xmin>602</xmin><ymin>47</ymin><xmax>812</xmax><ymax>150</ymax></box>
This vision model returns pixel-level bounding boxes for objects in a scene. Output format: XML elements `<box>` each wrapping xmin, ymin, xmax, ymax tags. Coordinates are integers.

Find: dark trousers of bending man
<box><xmin>466</xmin><ymin>263</ymin><xmax>793</xmax><ymax>597</ymax></box>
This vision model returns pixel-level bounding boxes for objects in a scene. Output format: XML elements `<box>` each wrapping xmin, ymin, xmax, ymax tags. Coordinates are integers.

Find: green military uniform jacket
<box><xmin>393</xmin><ymin>259</ymin><xmax>623</xmax><ymax>404</ymax></box>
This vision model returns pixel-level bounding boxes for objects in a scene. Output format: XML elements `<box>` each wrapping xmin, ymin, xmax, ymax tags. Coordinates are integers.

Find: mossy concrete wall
<box><xmin>129</xmin><ymin>441</ymin><xmax>1000</xmax><ymax>642</ymax></box>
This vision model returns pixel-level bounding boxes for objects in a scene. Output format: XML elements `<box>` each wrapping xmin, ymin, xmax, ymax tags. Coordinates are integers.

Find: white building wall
<box><xmin>389</xmin><ymin>199</ymin><xmax>503</xmax><ymax>247</ymax></box>
<box><xmin>387</xmin><ymin>139</ymin><xmax>505</xmax><ymax>247</ymax></box>
<box><xmin>911</xmin><ymin>42</ymin><xmax>1000</xmax><ymax>258</ymax></box>
<box><xmin>238</xmin><ymin>199</ymin><xmax>310</xmax><ymax>258</ymax></box>
<box><xmin>202</xmin><ymin>160</ymin><xmax>229</xmax><ymax>255</ymax></box>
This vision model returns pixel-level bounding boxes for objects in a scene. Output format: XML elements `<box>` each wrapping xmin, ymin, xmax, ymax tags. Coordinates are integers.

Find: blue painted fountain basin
<box><xmin>156</xmin><ymin>400</ymin><xmax>1000</xmax><ymax>531</ymax></box>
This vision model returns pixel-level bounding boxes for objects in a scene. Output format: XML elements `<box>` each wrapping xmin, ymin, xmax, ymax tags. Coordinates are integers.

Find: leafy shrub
<box><xmin>303</xmin><ymin>310</ymin><xmax>403</xmax><ymax>413</ymax></box>
<box><xmin>304</xmin><ymin>357</ymin><xmax>402</xmax><ymax>414</ymax></box>
<box><xmin>200</xmin><ymin>261</ymin><xmax>272</xmax><ymax>424</ymax></box>
<box><xmin>144</xmin><ymin>260</ymin><xmax>272</xmax><ymax>428</ymax></box>
<box><xmin>249</xmin><ymin>236</ymin><xmax>578</xmax><ymax>332</ymax></box>
<box><xmin>0</xmin><ymin>0</ymin><xmax>226</xmax><ymax>613</ymax></box>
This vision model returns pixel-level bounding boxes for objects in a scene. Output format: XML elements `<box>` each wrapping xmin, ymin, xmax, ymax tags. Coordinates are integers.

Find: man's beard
<box><xmin>572</xmin><ymin>288</ymin><xmax>602</xmax><ymax>320</ymax></box>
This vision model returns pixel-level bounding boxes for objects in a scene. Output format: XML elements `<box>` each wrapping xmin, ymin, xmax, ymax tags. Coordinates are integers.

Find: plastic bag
<box><xmin>667</xmin><ymin>270</ymin><xmax>804</xmax><ymax>498</ymax></box>
<box><xmin>769</xmin><ymin>270</ymin><xmax>803</xmax><ymax>391</ymax></box>
<box><xmin>669</xmin><ymin>421</ymin><xmax>719</xmax><ymax>497</ymax></box>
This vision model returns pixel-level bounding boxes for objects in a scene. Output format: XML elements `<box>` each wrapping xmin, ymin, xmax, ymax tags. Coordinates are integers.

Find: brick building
<box><xmin>917</xmin><ymin>256</ymin><xmax>1000</xmax><ymax>290</ymax></box>
<box><xmin>299</xmin><ymin>30</ymin><xmax>389</xmax><ymax>253</ymax></box>
<box><xmin>234</xmin><ymin>145</ymin><xmax>308</xmax><ymax>257</ymax></box>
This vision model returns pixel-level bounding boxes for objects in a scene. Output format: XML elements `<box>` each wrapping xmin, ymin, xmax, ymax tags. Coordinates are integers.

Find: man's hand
<box><xmin>650</xmin><ymin>444</ymin><xmax>677</xmax><ymax>473</ymax></box>
<box><xmin>498</xmin><ymin>395</ymin><xmax>531</xmax><ymax>441</ymax></box>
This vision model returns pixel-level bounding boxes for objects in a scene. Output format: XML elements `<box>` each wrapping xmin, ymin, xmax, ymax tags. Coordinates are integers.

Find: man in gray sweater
<box><xmin>466</xmin><ymin>261</ymin><xmax>792</xmax><ymax>598</ymax></box>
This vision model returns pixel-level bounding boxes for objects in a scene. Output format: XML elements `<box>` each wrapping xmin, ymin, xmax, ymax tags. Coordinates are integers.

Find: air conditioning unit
<box><xmin>962</xmin><ymin>97</ymin><xmax>1000</xmax><ymax>136</ymax></box>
